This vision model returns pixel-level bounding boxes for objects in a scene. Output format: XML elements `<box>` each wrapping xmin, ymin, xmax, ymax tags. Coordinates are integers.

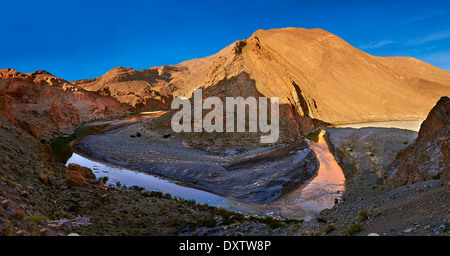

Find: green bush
<box><xmin>357</xmin><ymin>209</ymin><xmax>369</xmax><ymax>222</ymax></box>
<box><xmin>347</xmin><ymin>224</ymin><xmax>363</xmax><ymax>235</ymax></box>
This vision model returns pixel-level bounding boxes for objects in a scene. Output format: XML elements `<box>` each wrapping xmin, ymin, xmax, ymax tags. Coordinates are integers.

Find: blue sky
<box><xmin>1</xmin><ymin>0</ymin><xmax>449</xmax><ymax>80</ymax></box>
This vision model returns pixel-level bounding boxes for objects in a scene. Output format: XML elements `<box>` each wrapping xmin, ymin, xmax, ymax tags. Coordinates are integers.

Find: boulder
<box><xmin>65</xmin><ymin>170</ymin><xmax>85</xmax><ymax>187</ymax></box>
<box><xmin>67</xmin><ymin>163</ymin><xmax>96</xmax><ymax>179</ymax></box>
<box><xmin>17</xmin><ymin>120</ymin><xmax>40</xmax><ymax>139</ymax></box>
<box><xmin>37</xmin><ymin>173</ymin><xmax>49</xmax><ymax>185</ymax></box>
<box><xmin>49</xmin><ymin>100</ymin><xmax>80</xmax><ymax>132</ymax></box>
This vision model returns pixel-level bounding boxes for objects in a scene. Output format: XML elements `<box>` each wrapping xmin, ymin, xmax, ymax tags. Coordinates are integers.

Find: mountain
<box><xmin>0</xmin><ymin>68</ymin><xmax>131</xmax><ymax>138</ymax></box>
<box><xmin>73</xmin><ymin>27</ymin><xmax>450</xmax><ymax>128</ymax></box>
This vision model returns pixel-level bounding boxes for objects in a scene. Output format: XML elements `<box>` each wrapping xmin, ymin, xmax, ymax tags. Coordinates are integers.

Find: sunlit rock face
<box><xmin>0</xmin><ymin>68</ymin><xmax>131</xmax><ymax>139</ymax></box>
<box><xmin>386</xmin><ymin>96</ymin><xmax>450</xmax><ymax>188</ymax></box>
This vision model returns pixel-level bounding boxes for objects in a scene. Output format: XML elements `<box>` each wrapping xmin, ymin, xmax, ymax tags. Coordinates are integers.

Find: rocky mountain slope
<box><xmin>386</xmin><ymin>96</ymin><xmax>449</xmax><ymax>188</ymax></box>
<box><xmin>0</xmin><ymin>69</ymin><xmax>131</xmax><ymax>139</ymax></box>
<box><xmin>74</xmin><ymin>27</ymin><xmax>450</xmax><ymax>126</ymax></box>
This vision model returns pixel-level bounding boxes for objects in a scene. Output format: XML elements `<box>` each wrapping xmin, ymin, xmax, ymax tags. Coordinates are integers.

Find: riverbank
<box><xmin>72</xmin><ymin>120</ymin><xmax>319</xmax><ymax>205</ymax></box>
<box><xmin>0</xmin><ymin>114</ymin><xmax>319</xmax><ymax>236</ymax></box>
<box><xmin>3</xmin><ymin>108</ymin><xmax>448</xmax><ymax>236</ymax></box>
<box><xmin>319</xmin><ymin>124</ymin><xmax>449</xmax><ymax>235</ymax></box>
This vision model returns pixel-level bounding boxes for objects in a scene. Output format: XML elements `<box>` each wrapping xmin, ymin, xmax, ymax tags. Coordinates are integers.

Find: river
<box><xmin>61</xmin><ymin>113</ymin><xmax>421</xmax><ymax>220</ymax></box>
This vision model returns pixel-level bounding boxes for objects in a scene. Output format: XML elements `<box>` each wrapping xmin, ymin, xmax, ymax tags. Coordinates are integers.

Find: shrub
<box><xmin>305</xmin><ymin>129</ymin><xmax>322</xmax><ymax>142</ymax></box>
<box><xmin>432</xmin><ymin>174</ymin><xmax>441</xmax><ymax>180</ymax></box>
<box><xmin>213</xmin><ymin>207</ymin><xmax>233</xmax><ymax>219</ymax></box>
<box><xmin>2</xmin><ymin>222</ymin><xmax>15</xmax><ymax>236</ymax></box>
<box><xmin>268</xmin><ymin>221</ymin><xmax>285</xmax><ymax>230</ymax></box>
<box><xmin>261</xmin><ymin>216</ymin><xmax>285</xmax><ymax>230</ymax></box>
<box><xmin>199</xmin><ymin>219</ymin><xmax>217</xmax><ymax>228</ymax></box>
<box><xmin>357</xmin><ymin>209</ymin><xmax>369</xmax><ymax>222</ymax></box>
<box><xmin>13</xmin><ymin>209</ymin><xmax>26</xmax><ymax>220</ymax></box>
<box><xmin>25</xmin><ymin>215</ymin><xmax>45</xmax><ymax>222</ymax></box>
<box><xmin>347</xmin><ymin>224</ymin><xmax>363</xmax><ymax>235</ymax></box>
<box><xmin>231</xmin><ymin>213</ymin><xmax>246</xmax><ymax>222</ymax></box>
<box><xmin>150</xmin><ymin>191</ymin><xmax>163</xmax><ymax>197</ymax></box>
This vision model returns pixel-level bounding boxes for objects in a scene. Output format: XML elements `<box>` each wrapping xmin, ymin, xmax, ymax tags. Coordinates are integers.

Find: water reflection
<box><xmin>63</xmin><ymin>113</ymin><xmax>347</xmax><ymax>220</ymax></box>
<box><xmin>66</xmin><ymin>152</ymin><xmax>232</xmax><ymax>207</ymax></box>
<box><xmin>299</xmin><ymin>130</ymin><xmax>346</xmax><ymax>211</ymax></box>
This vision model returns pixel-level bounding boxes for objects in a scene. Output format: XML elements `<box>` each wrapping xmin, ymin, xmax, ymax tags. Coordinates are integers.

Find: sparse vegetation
<box><xmin>346</xmin><ymin>224</ymin><xmax>363</xmax><ymax>235</ymax></box>
<box><xmin>323</xmin><ymin>224</ymin><xmax>335</xmax><ymax>234</ymax></box>
<box><xmin>344</xmin><ymin>144</ymin><xmax>354</xmax><ymax>152</ymax></box>
<box><xmin>305</xmin><ymin>129</ymin><xmax>322</xmax><ymax>142</ymax></box>
<box><xmin>432</xmin><ymin>174</ymin><xmax>441</xmax><ymax>180</ymax></box>
<box><xmin>25</xmin><ymin>215</ymin><xmax>46</xmax><ymax>222</ymax></box>
<box><xmin>357</xmin><ymin>209</ymin><xmax>370</xmax><ymax>222</ymax></box>
<box><xmin>99</xmin><ymin>176</ymin><xmax>109</xmax><ymax>183</ymax></box>
<box><xmin>13</xmin><ymin>209</ymin><xmax>26</xmax><ymax>220</ymax></box>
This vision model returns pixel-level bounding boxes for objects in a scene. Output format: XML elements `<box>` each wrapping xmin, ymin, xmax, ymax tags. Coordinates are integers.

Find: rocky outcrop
<box><xmin>386</xmin><ymin>97</ymin><xmax>450</xmax><ymax>188</ymax></box>
<box><xmin>50</xmin><ymin>100</ymin><xmax>80</xmax><ymax>132</ymax></box>
<box><xmin>0</xmin><ymin>90</ymin><xmax>14</xmax><ymax>124</ymax></box>
<box><xmin>0</xmin><ymin>68</ymin><xmax>131</xmax><ymax>139</ymax></box>
<box><xmin>65</xmin><ymin>170</ymin><xmax>85</xmax><ymax>187</ymax></box>
<box><xmin>67</xmin><ymin>163</ymin><xmax>96</xmax><ymax>179</ymax></box>
<box><xmin>64</xmin><ymin>164</ymin><xmax>96</xmax><ymax>187</ymax></box>
<box><xmin>324</xmin><ymin>127</ymin><xmax>418</xmax><ymax>184</ymax></box>
<box><xmin>17</xmin><ymin>119</ymin><xmax>40</xmax><ymax>139</ymax></box>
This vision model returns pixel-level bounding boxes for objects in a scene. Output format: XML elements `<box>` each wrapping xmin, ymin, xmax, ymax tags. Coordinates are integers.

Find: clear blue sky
<box><xmin>1</xmin><ymin>0</ymin><xmax>449</xmax><ymax>81</ymax></box>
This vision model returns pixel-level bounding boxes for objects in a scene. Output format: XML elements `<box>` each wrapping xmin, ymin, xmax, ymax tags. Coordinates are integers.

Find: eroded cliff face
<box><xmin>0</xmin><ymin>68</ymin><xmax>131</xmax><ymax>139</ymax></box>
<box><xmin>49</xmin><ymin>100</ymin><xmax>81</xmax><ymax>133</ymax></box>
<box><xmin>386</xmin><ymin>97</ymin><xmax>450</xmax><ymax>188</ymax></box>
<box><xmin>324</xmin><ymin>127</ymin><xmax>418</xmax><ymax>185</ymax></box>
<box><xmin>0</xmin><ymin>90</ymin><xmax>14</xmax><ymax>124</ymax></box>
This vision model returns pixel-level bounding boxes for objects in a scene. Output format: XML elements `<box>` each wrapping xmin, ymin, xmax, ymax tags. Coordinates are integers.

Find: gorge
<box><xmin>0</xmin><ymin>27</ymin><xmax>449</xmax><ymax>236</ymax></box>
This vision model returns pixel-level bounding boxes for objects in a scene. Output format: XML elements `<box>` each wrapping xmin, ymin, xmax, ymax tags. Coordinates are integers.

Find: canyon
<box><xmin>0</xmin><ymin>27</ymin><xmax>449</xmax><ymax>236</ymax></box>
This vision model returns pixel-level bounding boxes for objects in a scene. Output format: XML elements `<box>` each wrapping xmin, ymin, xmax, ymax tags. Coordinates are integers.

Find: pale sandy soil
<box><xmin>332</xmin><ymin>120</ymin><xmax>423</xmax><ymax>132</ymax></box>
